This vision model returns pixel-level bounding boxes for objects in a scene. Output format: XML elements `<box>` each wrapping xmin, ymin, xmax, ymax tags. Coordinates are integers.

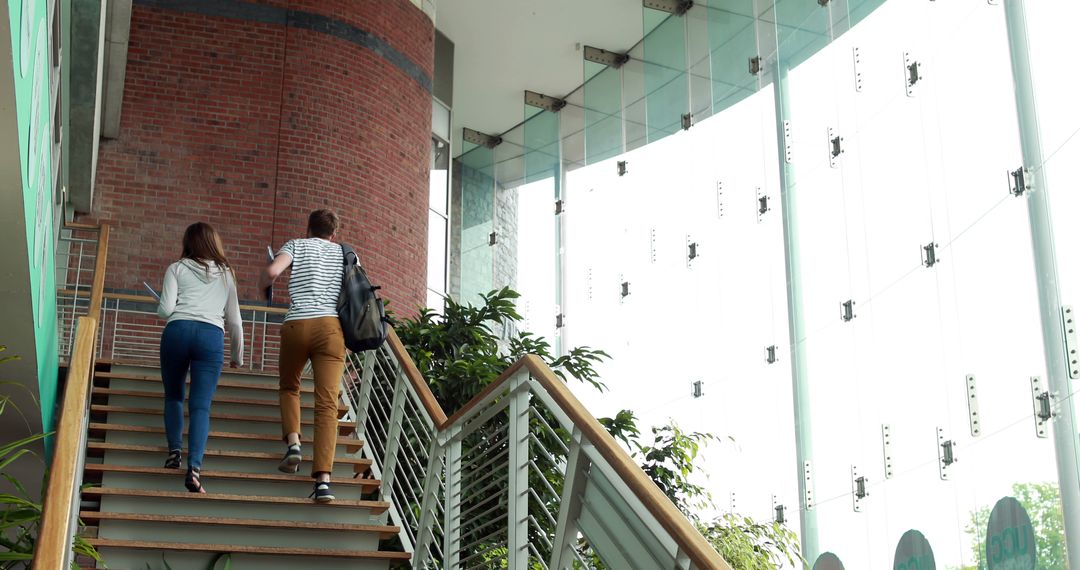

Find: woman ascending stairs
<box><xmin>155</xmin><ymin>222</ymin><xmax>244</xmax><ymax>494</ymax></box>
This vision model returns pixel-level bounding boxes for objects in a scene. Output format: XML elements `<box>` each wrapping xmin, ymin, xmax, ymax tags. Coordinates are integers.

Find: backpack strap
<box><xmin>340</xmin><ymin>243</ymin><xmax>359</xmax><ymax>267</ymax></box>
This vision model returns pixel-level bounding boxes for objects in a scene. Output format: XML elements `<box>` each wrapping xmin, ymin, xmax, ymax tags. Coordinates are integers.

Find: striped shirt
<box><xmin>277</xmin><ymin>238</ymin><xmax>344</xmax><ymax>322</ymax></box>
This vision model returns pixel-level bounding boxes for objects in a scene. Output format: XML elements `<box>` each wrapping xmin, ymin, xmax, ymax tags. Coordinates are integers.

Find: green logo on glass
<box><xmin>894</xmin><ymin>529</ymin><xmax>935</xmax><ymax>570</ymax></box>
<box><xmin>986</xmin><ymin>496</ymin><xmax>1036</xmax><ymax>570</ymax></box>
<box><xmin>813</xmin><ymin>552</ymin><xmax>844</xmax><ymax>570</ymax></box>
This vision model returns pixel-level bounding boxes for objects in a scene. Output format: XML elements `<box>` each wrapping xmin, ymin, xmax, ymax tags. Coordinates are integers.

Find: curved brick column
<box><xmin>90</xmin><ymin>0</ymin><xmax>433</xmax><ymax>315</ymax></box>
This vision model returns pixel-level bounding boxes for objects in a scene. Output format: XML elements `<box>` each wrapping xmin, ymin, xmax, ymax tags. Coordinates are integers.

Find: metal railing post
<box><xmin>549</xmin><ymin>427</ymin><xmax>588</xmax><ymax>570</ymax></box>
<box><xmin>379</xmin><ymin>366</ymin><xmax>410</xmax><ymax>498</ymax></box>
<box><xmin>351</xmin><ymin>351</ymin><xmax>377</xmax><ymax>436</ymax></box>
<box><xmin>443</xmin><ymin>437</ymin><xmax>463</xmax><ymax>568</ymax></box>
<box><xmin>506</xmin><ymin>371</ymin><xmax>531</xmax><ymax>569</ymax></box>
<box><xmin>413</xmin><ymin>440</ymin><xmax>446</xmax><ymax>568</ymax></box>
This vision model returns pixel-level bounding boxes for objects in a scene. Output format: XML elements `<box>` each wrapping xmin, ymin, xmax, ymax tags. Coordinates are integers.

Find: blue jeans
<box><xmin>160</xmin><ymin>320</ymin><xmax>224</xmax><ymax>470</ymax></box>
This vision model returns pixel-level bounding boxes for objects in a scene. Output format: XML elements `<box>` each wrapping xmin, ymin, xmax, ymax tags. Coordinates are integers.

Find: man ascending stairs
<box><xmin>260</xmin><ymin>209</ymin><xmax>347</xmax><ymax>503</ymax></box>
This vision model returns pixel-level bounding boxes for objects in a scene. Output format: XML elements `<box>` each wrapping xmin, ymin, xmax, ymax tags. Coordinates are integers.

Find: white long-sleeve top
<box><xmin>157</xmin><ymin>259</ymin><xmax>244</xmax><ymax>366</ymax></box>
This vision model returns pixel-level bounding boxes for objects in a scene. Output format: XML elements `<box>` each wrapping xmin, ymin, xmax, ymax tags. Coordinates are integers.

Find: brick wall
<box><xmin>86</xmin><ymin>0</ymin><xmax>434</xmax><ymax>316</ymax></box>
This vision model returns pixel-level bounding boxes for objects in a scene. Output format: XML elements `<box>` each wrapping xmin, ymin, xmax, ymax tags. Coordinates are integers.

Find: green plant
<box><xmin>145</xmin><ymin>552</ymin><xmax>232</xmax><ymax>570</ymax></box>
<box><xmin>0</xmin><ymin>345</ymin><xmax>104</xmax><ymax>569</ymax></box>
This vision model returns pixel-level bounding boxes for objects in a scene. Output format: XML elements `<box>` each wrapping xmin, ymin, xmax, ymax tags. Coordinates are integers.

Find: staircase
<box><xmin>38</xmin><ymin>224</ymin><xmax>731</xmax><ymax>569</ymax></box>
<box><xmin>77</xmin><ymin>362</ymin><xmax>411</xmax><ymax>569</ymax></box>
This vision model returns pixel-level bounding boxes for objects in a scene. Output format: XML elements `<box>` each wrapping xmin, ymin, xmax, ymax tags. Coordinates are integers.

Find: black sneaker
<box><xmin>278</xmin><ymin>444</ymin><xmax>302</xmax><ymax>473</ymax></box>
<box><xmin>164</xmin><ymin>449</ymin><xmax>182</xmax><ymax>469</ymax></box>
<box><xmin>310</xmin><ymin>481</ymin><xmax>335</xmax><ymax>503</ymax></box>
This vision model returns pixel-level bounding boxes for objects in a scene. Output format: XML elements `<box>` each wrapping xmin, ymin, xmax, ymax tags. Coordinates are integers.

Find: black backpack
<box><xmin>337</xmin><ymin>244</ymin><xmax>389</xmax><ymax>352</ymax></box>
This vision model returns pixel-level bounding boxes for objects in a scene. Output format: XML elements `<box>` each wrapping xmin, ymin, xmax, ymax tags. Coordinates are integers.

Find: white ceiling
<box><xmin>435</xmin><ymin>0</ymin><xmax>646</xmax><ymax>155</ymax></box>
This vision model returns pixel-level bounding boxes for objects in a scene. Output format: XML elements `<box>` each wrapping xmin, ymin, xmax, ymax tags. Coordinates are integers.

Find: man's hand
<box><xmin>230</xmin><ymin>360</ymin><xmax>241</xmax><ymax>369</ymax></box>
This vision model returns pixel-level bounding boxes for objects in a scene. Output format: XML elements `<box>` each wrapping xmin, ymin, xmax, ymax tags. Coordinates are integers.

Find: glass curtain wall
<box><xmin>451</xmin><ymin>0</ymin><xmax>1072</xmax><ymax>567</ymax></box>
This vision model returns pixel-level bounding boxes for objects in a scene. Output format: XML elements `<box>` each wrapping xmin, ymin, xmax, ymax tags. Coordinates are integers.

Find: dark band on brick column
<box><xmin>132</xmin><ymin>0</ymin><xmax>433</xmax><ymax>92</ymax></box>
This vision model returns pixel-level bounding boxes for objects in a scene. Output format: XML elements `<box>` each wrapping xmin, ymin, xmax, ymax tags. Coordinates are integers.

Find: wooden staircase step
<box><xmin>82</xmin><ymin>487</ymin><xmax>391</xmax><ymax>513</ymax></box>
<box><xmin>89</xmin><ymin>405</ymin><xmax>357</xmax><ymax>434</ymax></box>
<box><xmin>84</xmin><ymin>464</ymin><xmax>380</xmax><ymax>489</ymax></box>
<box><xmin>86</xmin><ymin>442</ymin><xmax>372</xmax><ymax>474</ymax></box>
<box><xmin>84</xmin><ymin>538</ymin><xmax>411</xmax><ymax>560</ymax></box>
<box><xmin>92</xmin><ymin>387</ymin><xmax>348</xmax><ymax>417</ymax></box>
<box><xmin>80</xmin><ymin>511</ymin><xmax>398</xmax><ymax>537</ymax></box>
<box><xmin>99</xmin><ymin>359</ymin><xmax>301</xmax><ymax>379</ymax></box>
<box><xmin>96</xmin><ymin>371</ymin><xmax>314</xmax><ymax>393</ymax></box>
<box><xmin>89</xmin><ymin>423</ymin><xmax>364</xmax><ymax>452</ymax></box>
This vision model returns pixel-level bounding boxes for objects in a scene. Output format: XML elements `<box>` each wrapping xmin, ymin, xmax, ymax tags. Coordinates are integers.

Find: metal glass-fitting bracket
<box><xmin>749</xmin><ymin>55</ymin><xmax>762</xmax><ymax>76</ymax></box>
<box><xmin>882</xmin><ymin>424</ymin><xmax>893</xmax><ymax>479</ymax></box>
<box><xmin>852</xmin><ymin>465</ymin><xmax>867</xmax><ymax>512</ymax></box>
<box><xmin>841</xmin><ymin>300</ymin><xmax>856</xmax><ymax>322</ymax></box>
<box><xmin>555</xmin><ymin>313</ymin><xmax>565</xmax><ymax>329</ymax></box>
<box><xmin>617</xmin><ymin>161</ymin><xmax>628</xmax><ymax>176</ymax></box>
<box><xmin>643</xmin><ymin>0</ymin><xmax>694</xmax><ymax>15</ymax></box>
<box><xmin>729</xmin><ymin>491</ymin><xmax>737</xmax><ymax>513</ymax></box>
<box><xmin>967</xmin><ymin>375</ymin><xmax>981</xmax><ymax>437</ymax></box>
<box><xmin>756</xmin><ymin>188</ymin><xmax>770</xmax><ymax>223</ymax></box>
<box><xmin>649</xmin><ymin>228</ymin><xmax>657</xmax><ymax>264</ymax></box>
<box><xmin>904</xmin><ymin>52</ymin><xmax>921</xmax><ymax>97</ymax></box>
<box><xmin>804</xmin><ymin>461</ymin><xmax>814</xmax><ymax>509</ymax></box>
<box><xmin>716</xmin><ymin>181</ymin><xmax>724</xmax><ymax>218</ymax></box>
<box><xmin>583</xmin><ymin>45</ymin><xmax>630</xmax><ymax>68</ymax></box>
<box><xmin>853</xmin><ymin>47</ymin><xmax>863</xmax><ymax>92</ymax></box>
<box><xmin>818</xmin><ymin>0</ymin><xmax>830</xmax><ymax>5</ymax></box>
<box><xmin>555</xmin><ymin>199</ymin><xmax>564</xmax><ymax>215</ymax></box>
<box><xmin>937</xmin><ymin>427</ymin><xmax>956</xmax><ymax>480</ymax></box>
<box><xmin>765</xmin><ymin>345</ymin><xmax>778</xmax><ymax>364</ymax></box>
<box><xmin>681</xmin><ymin>113</ymin><xmax>693</xmax><ymax>130</ymax></box>
<box><xmin>691</xmin><ymin>380</ymin><xmax>704</xmax><ymax>398</ymax></box>
<box><xmin>1009</xmin><ymin>167</ymin><xmax>1028</xmax><ymax>196</ymax></box>
<box><xmin>922</xmin><ymin>242</ymin><xmax>939</xmax><ymax>268</ymax></box>
<box><xmin>463</xmin><ymin>127</ymin><xmax>502</xmax><ymax>149</ymax></box>
<box><xmin>686</xmin><ymin>236</ymin><xmax>699</xmax><ymax>267</ymax></box>
<box><xmin>620</xmin><ymin>280</ymin><xmax>630</xmax><ymax>299</ymax></box>
<box><xmin>488</xmin><ymin>231</ymin><xmax>497</xmax><ymax>246</ymax></box>
<box><xmin>1031</xmin><ymin>376</ymin><xmax>1052</xmax><ymax>438</ymax></box>
<box><xmin>1063</xmin><ymin>306</ymin><xmax>1079</xmax><ymax>378</ymax></box>
<box><xmin>524</xmin><ymin>90</ymin><xmax>567</xmax><ymax>113</ymax></box>
<box><xmin>772</xmin><ymin>495</ymin><xmax>786</xmax><ymax>524</ymax></box>
<box><xmin>828</xmin><ymin>127</ymin><xmax>843</xmax><ymax>168</ymax></box>
<box><xmin>783</xmin><ymin>121</ymin><xmax>793</xmax><ymax>163</ymax></box>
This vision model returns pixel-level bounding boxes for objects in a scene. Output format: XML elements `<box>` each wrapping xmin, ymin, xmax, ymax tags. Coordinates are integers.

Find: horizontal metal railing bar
<box><xmin>59</xmin><ymin>289</ymin><xmax>290</xmax><ymax>315</ymax></box>
<box><xmin>530</xmin><ymin>406</ymin><xmax>570</xmax><ymax>456</ymax></box>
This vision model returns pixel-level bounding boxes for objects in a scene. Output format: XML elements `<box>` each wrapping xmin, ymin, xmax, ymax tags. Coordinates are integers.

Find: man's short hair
<box><xmin>308</xmin><ymin>209</ymin><xmax>340</xmax><ymax>239</ymax></box>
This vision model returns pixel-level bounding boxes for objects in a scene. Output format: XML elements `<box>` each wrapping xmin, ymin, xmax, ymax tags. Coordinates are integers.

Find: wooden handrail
<box><xmin>33</xmin><ymin>317</ymin><xmax>99</xmax><ymax>570</ymax></box>
<box><xmin>58</xmin><ymin>288</ymin><xmax>290</xmax><ymax>315</ymax></box>
<box><xmin>85</xmin><ymin>225</ymin><xmax>110</xmax><ymax>319</ymax></box>
<box><xmin>439</xmin><ymin>355</ymin><xmax>731</xmax><ymax>570</ymax></box>
<box><xmin>386</xmin><ymin>328</ymin><xmax>447</xmax><ymax>426</ymax></box>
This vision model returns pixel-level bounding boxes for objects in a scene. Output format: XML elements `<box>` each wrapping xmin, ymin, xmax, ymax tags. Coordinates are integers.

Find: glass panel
<box><xmin>706</xmin><ymin>0</ymin><xmax>759</xmax><ymax>114</ymax></box>
<box><xmin>685</xmin><ymin>2</ymin><xmax>712</xmax><ymax>122</ymax></box>
<box><xmin>524</xmin><ymin>109</ymin><xmax>560</xmax><ymax>184</ymax></box>
<box><xmin>432</xmin><ymin>98</ymin><xmax>451</xmax><ymax>142</ymax></box>
<box><xmin>430</xmin><ymin>137</ymin><xmax>450</xmax><ymax>214</ymax></box>
<box><xmin>458</xmin><ymin>145</ymin><xmax>495</xmax><ymax>305</ymax></box>
<box><xmin>643</xmin><ymin>8</ymin><xmax>689</xmax><ymax>143</ymax></box>
<box><xmin>427</xmin><ymin>210</ymin><xmax>447</xmax><ymax>296</ymax></box>
<box><xmin>773</xmin><ymin>0</ymin><xmax>1062</xmax><ymax>566</ymax></box>
<box><xmin>584</xmin><ymin>61</ymin><xmax>624</xmax><ymax>164</ymax></box>
<box><xmin>623</xmin><ymin>40</ymin><xmax>648</xmax><ymax>153</ymax></box>
<box><xmin>515</xmin><ymin>177</ymin><xmax>557</xmax><ymax>345</ymax></box>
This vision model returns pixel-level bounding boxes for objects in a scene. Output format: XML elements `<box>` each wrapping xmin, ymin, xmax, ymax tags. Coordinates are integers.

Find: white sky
<box><xmin>506</xmin><ymin>1</ymin><xmax>1080</xmax><ymax>568</ymax></box>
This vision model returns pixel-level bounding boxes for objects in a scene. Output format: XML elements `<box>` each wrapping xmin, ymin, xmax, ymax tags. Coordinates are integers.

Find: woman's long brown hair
<box><xmin>181</xmin><ymin>222</ymin><xmax>232</xmax><ymax>272</ymax></box>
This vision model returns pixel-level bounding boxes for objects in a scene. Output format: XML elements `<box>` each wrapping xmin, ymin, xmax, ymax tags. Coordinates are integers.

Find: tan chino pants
<box><xmin>278</xmin><ymin>317</ymin><xmax>345</xmax><ymax>477</ymax></box>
